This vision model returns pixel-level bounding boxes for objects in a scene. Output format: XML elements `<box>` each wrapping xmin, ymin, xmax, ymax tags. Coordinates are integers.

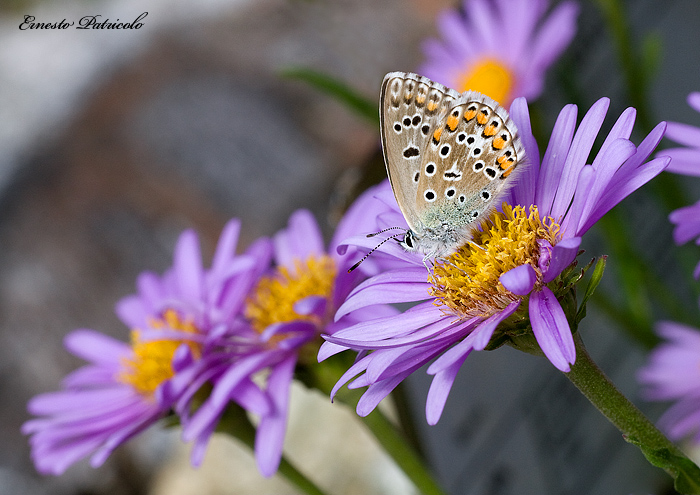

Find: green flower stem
<box><xmin>214</xmin><ymin>406</ymin><xmax>329</xmax><ymax>495</ymax></box>
<box><xmin>391</xmin><ymin>381</ymin><xmax>427</xmax><ymax>460</ymax></box>
<box><xmin>359</xmin><ymin>407</ymin><xmax>445</xmax><ymax>495</ymax></box>
<box><xmin>303</xmin><ymin>359</ymin><xmax>447</xmax><ymax>495</ymax></box>
<box><xmin>566</xmin><ymin>332</ymin><xmax>700</xmax><ymax>493</ymax></box>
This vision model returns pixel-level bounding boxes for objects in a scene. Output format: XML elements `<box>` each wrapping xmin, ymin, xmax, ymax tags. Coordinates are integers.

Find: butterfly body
<box><xmin>380</xmin><ymin>72</ymin><xmax>525</xmax><ymax>258</ymax></box>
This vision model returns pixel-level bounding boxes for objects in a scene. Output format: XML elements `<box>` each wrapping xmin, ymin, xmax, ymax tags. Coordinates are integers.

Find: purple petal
<box><xmin>529</xmin><ymin>287</ymin><xmax>575</xmax><ymax>371</ymax></box>
<box><xmin>328</xmin><ymin>317</ymin><xmax>474</xmax><ymax>351</ymax></box>
<box><xmin>509</xmin><ymin>97</ymin><xmax>539</xmax><ymax>206</ymax></box>
<box><xmin>574</xmin><ymin>139</ymin><xmax>637</xmax><ymax>235</ymax></box>
<box><xmin>327</xmin><ymin>302</ymin><xmax>442</xmax><ymax>343</ymax></box>
<box><xmin>428</xmin><ymin>301</ymin><xmax>520</xmax><ymax>377</ymax></box>
<box><xmin>211</xmin><ymin>219</ymin><xmax>241</xmax><ymax>274</ymax></box>
<box><xmin>543</xmin><ymin>237</ymin><xmax>581</xmax><ymax>283</ymax></box>
<box><xmin>174</xmin><ymin>229</ymin><xmax>204</xmax><ymax>303</ymax></box>
<box><xmin>500</xmin><ymin>264</ymin><xmax>536</xmax><ymax>295</ymax></box>
<box><xmin>255</xmin><ymin>355</ymin><xmax>296</xmax><ymax>477</ymax></box>
<box><xmin>355</xmin><ymin>368</ymin><xmax>419</xmax><ymax>417</ymax></box>
<box><xmin>550</xmin><ymin>98</ymin><xmax>610</xmax><ymax>220</ymax></box>
<box><xmin>663</xmin><ymin>148</ymin><xmax>700</xmax><ymax>176</ymax></box>
<box><xmin>658</xmin><ymin>397</ymin><xmax>700</xmax><ymax>440</ymax></box>
<box><xmin>528</xmin><ymin>1</ymin><xmax>579</xmax><ymax>69</ymax></box>
<box><xmin>317</xmin><ymin>340</ymin><xmax>348</xmax><ymax>361</ymax></box>
<box><xmin>274</xmin><ymin>210</ymin><xmax>324</xmax><ymax>270</ymax></box>
<box><xmin>587</xmin><ymin>156</ymin><xmax>670</xmax><ymax>231</ymax></box>
<box><xmin>293</xmin><ymin>295</ymin><xmax>327</xmax><ymax>317</ymax></box>
<box><xmin>665</xmin><ymin>121</ymin><xmax>700</xmax><ymax>149</ymax></box>
<box><xmin>426</xmin><ymin>355</ymin><xmax>467</xmax><ymax>425</ymax></box>
<box><xmin>183</xmin><ymin>353</ymin><xmax>273</xmax><ymax>442</ymax></box>
<box><xmin>535</xmin><ymin>104</ymin><xmax>578</xmax><ymax>214</ymax></box>
<box><xmin>63</xmin><ymin>329</ymin><xmax>129</xmax><ymax>365</ymax></box>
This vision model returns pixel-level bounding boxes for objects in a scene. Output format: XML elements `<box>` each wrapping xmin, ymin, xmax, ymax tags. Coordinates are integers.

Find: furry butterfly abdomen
<box><xmin>380</xmin><ymin>72</ymin><xmax>526</xmax><ymax>258</ymax></box>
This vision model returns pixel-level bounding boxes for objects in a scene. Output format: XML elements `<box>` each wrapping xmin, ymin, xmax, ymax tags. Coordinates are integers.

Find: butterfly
<box><xmin>380</xmin><ymin>71</ymin><xmax>525</xmax><ymax>259</ymax></box>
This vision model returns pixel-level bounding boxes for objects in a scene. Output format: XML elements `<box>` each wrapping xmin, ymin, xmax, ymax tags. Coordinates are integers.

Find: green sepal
<box><xmin>576</xmin><ymin>255</ymin><xmax>607</xmax><ymax>325</ymax></box>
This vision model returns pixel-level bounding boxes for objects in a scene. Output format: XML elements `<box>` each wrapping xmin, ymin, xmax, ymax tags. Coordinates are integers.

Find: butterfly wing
<box><xmin>416</xmin><ymin>91</ymin><xmax>525</xmax><ymax>234</ymax></box>
<box><xmin>380</xmin><ymin>72</ymin><xmax>460</xmax><ymax>232</ymax></box>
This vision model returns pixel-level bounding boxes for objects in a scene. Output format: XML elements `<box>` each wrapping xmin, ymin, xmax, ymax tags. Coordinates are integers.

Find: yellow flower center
<box><xmin>245</xmin><ymin>255</ymin><xmax>336</xmax><ymax>333</ymax></box>
<box><xmin>455</xmin><ymin>58</ymin><xmax>514</xmax><ymax>106</ymax></box>
<box><xmin>430</xmin><ymin>204</ymin><xmax>560</xmax><ymax>319</ymax></box>
<box><xmin>117</xmin><ymin>309</ymin><xmax>202</xmax><ymax>397</ymax></box>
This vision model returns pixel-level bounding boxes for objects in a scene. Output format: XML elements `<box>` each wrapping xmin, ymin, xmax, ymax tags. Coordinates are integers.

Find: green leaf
<box><xmin>627</xmin><ymin>441</ymin><xmax>700</xmax><ymax>494</ymax></box>
<box><xmin>576</xmin><ymin>255</ymin><xmax>607</xmax><ymax>325</ymax></box>
<box><xmin>280</xmin><ymin>67</ymin><xmax>378</xmax><ymax>126</ymax></box>
<box><xmin>640</xmin><ymin>31</ymin><xmax>663</xmax><ymax>82</ymax></box>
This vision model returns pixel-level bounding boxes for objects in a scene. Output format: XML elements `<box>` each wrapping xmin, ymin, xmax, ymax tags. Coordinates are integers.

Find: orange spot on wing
<box><xmin>432</xmin><ymin>127</ymin><xmax>443</xmax><ymax>143</ymax></box>
<box><xmin>499</xmin><ymin>157</ymin><xmax>516</xmax><ymax>171</ymax></box>
<box><xmin>483</xmin><ymin>124</ymin><xmax>497</xmax><ymax>137</ymax></box>
<box><xmin>464</xmin><ymin>108</ymin><xmax>477</xmax><ymax>121</ymax></box>
<box><xmin>477</xmin><ymin>111</ymin><xmax>489</xmax><ymax>125</ymax></box>
<box><xmin>446</xmin><ymin>114</ymin><xmax>459</xmax><ymax>132</ymax></box>
<box><xmin>427</xmin><ymin>100</ymin><xmax>438</xmax><ymax>112</ymax></box>
<box><xmin>492</xmin><ymin>136</ymin><xmax>506</xmax><ymax>149</ymax></box>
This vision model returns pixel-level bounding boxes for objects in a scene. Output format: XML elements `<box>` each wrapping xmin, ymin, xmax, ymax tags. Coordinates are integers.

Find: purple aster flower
<box><xmin>662</xmin><ymin>92</ymin><xmax>700</xmax><ymax>177</ymax></box>
<box><xmin>659</xmin><ymin>92</ymin><xmax>700</xmax><ymax>278</ymax></box>
<box><xmin>419</xmin><ymin>0</ymin><xmax>579</xmax><ymax>106</ymax></box>
<box><xmin>669</xmin><ymin>200</ymin><xmax>700</xmax><ymax>279</ymax></box>
<box><xmin>638</xmin><ymin>321</ymin><xmax>700</xmax><ymax>443</ymax></box>
<box><xmin>180</xmin><ymin>199</ymin><xmax>386</xmax><ymax>477</ymax></box>
<box><xmin>321</xmin><ymin>97</ymin><xmax>668</xmax><ymax>424</ymax></box>
<box><xmin>22</xmin><ymin>219</ymin><xmax>267</xmax><ymax>475</ymax></box>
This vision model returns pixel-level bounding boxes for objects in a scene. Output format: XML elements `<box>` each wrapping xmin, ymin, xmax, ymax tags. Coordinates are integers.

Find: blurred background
<box><xmin>1</xmin><ymin>0</ymin><xmax>700</xmax><ymax>494</ymax></box>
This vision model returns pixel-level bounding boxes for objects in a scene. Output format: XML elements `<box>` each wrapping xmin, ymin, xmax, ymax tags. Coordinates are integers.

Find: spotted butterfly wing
<box><xmin>417</xmin><ymin>91</ymin><xmax>524</xmax><ymax>236</ymax></box>
<box><xmin>380</xmin><ymin>72</ymin><xmax>461</xmax><ymax>233</ymax></box>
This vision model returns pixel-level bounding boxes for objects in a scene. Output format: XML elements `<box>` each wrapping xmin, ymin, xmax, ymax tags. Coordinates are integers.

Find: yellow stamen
<box><xmin>456</xmin><ymin>58</ymin><xmax>514</xmax><ymax>106</ymax></box>
<box><xmin>117</xmin><ymin>309</ymin><xmax>201</xmax><ymax>396</ymax></box>
<box><xmin>430</xmin><ymin>204</ymin><xmax>560</xmax><ymax>319</ymax></box>
<box><xmin>245</xmin><ymin>255</ymin><xmax>336</xmax><ymax>333</ymax></box>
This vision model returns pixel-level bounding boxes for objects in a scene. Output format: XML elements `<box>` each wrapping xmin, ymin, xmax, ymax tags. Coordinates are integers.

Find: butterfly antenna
<box><xmin>348</xmin><ymin>234</ymin><xmax>403</xmax><ymax>273</ymax></box>
<box><xmin>366</xmin><ymin>226</ymin><xmax>408</xmax><ymax>238</ymax></box>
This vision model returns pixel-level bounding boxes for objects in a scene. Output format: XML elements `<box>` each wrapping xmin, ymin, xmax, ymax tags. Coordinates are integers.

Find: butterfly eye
<box><xmin>404</xmin><ymin>233</ymin><xmax>414</xmax><ymax>248</ymax></box>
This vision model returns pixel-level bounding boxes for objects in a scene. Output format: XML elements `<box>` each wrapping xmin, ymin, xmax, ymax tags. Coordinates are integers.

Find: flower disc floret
<box><xmin>118</xmin><ymin>309</ymin><xmax>202</xmax><ymax>396</ymax></box>
<box><xmin>456</xmin><ymin>58</ymin><xmax>514</xmax><ymax>105</ymax></box>
<box><xmin>245</xmin><ymin>255</ymin><xmax>336</xmax><ymax>332</ymax></box>
<box><xmin>430</xmin><ymin>204</ymin><xmax>560</xmax><ymax>319</ymax></box>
